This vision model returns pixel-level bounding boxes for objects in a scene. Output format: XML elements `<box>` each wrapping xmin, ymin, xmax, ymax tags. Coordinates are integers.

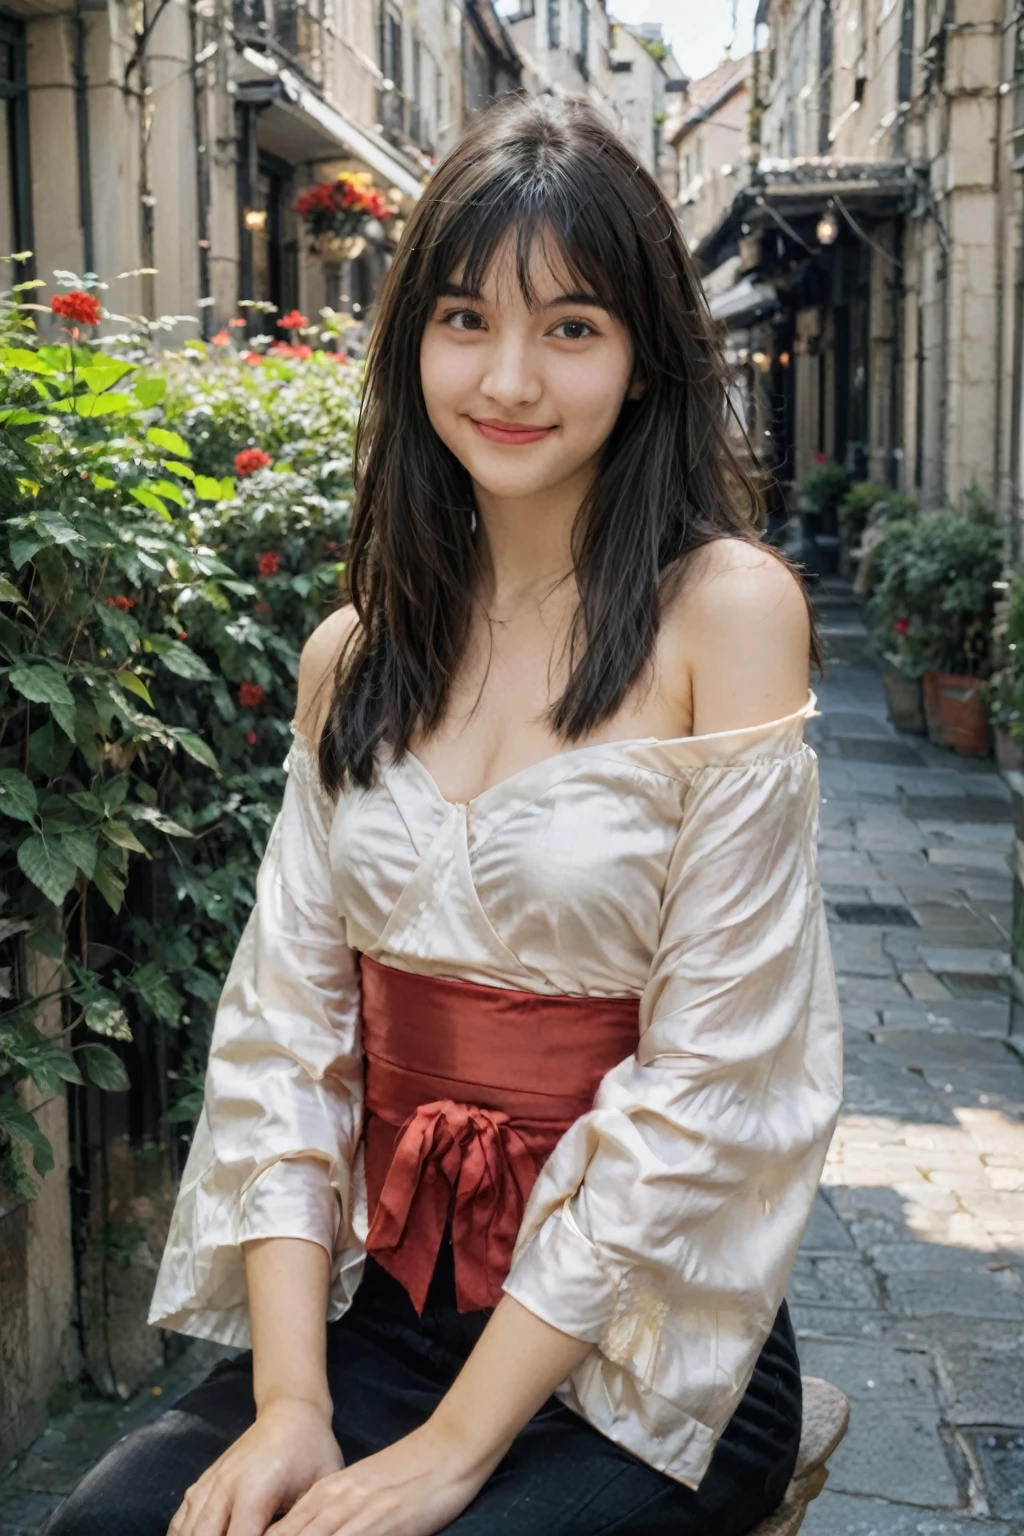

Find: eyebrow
<box><xmin>437</xmin><ymin>282</ymin><xmax>609</xmax><ymax>311</ymax></box>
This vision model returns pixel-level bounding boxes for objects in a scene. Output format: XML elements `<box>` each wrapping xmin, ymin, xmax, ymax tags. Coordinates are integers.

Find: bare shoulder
<box><xmin>667</xmin><ymin>538</ymin><xmax>811</xmax><ymax>734</ymax></box>
<box><xmin>295</xmin><ymin>604</ymin><xmax>362</xmax><ymax>741</ymax></box>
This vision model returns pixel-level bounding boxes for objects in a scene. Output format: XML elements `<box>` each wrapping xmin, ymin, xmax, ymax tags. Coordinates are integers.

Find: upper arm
<box><xmin>676</xmin><ymin>540</ymin><xmax>811</xmax><ymax>737</ymax></box>
<box><xmin>295</xmin><ymin>605</ymin><xmax>362</xmax><ymax>744</ymax></box>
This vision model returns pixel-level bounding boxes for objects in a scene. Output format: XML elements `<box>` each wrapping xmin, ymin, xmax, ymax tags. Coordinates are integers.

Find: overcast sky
<box><xmin>610</xmin><ymin>0</ymin><xmax>759</xmax><ymax>79</ymax></box>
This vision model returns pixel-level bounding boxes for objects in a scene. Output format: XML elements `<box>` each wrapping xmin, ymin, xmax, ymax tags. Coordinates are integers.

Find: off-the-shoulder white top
<box><xmin>149</xmin><ymin>694</ymin><xmax>842</xmax><ymax>1489</ymax></box>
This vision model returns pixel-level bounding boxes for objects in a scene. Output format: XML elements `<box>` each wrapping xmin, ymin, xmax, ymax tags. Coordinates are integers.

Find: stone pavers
<box><xmin>3</xmin><ymin>595</ymin><xmax>1023</xmax><ymax>1534</ymax></box>
<box><xmin>800</xmin><ymin>595</ymin><xmax>1024</xmax><ymax>1534</ymax></box>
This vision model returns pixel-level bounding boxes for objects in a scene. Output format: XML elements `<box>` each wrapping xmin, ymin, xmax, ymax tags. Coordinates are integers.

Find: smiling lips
<box><xmin>471</xmin><ymin>417</ymin><xmax>556</xmax><ymax>446</ymax></box>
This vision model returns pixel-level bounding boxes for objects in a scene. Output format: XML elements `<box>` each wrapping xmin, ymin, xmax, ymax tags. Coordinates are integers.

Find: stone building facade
<box><xmin>687</xmin><ymin>0</ymin><xmax>1015</xmax><ymax>533</ymax></box>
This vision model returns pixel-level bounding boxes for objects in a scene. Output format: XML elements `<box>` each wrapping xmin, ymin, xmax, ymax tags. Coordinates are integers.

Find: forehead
<box><xmin>445</xmin><ymin>224</ymin><xmax>596</xmax><ymax>308</ymax></box>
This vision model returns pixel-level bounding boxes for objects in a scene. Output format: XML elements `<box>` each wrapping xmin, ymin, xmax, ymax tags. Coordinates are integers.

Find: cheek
<box><xmin>551</xmin><ymin>350</ymin><xmax>633</xmax><ymax>438</ymax></box>
<box><xmin>419</xmin><ymin>333</ymin><xmax>472</xmax><ymax>427</ymax></box>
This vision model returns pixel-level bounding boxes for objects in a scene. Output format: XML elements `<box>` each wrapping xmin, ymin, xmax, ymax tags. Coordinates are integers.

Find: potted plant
<box><xmin>869</xmin><ymin>497</ymin><xmax>1003</xmax><ymax>755</ymax></box>
<box><xmin>799</xmin><ymin>459</ymin><xmax>851</xmax><ymax>575</ymax></box>
<box><xmin>987</xmin><ymin>571</ymin><xmax>1024</xmax><ymax>772</ymax></box>
<box><xmin>839</xmin><ymin>483</ymin><xmax>918</xmax><ymax>591</ymax></box>
<box><xmin>866</xmin><ymin>517</ymin><xmax>927</xmax><ymax>733</ymax></box>
<box><xmin>295</xmin><ymin>173</ymin><xmax>395</xmax><ymax>261</ymax></box>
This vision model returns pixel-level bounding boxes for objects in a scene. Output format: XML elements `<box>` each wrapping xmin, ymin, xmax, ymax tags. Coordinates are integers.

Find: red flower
<box><xmin>243</xmin><ymin>351</ymin><xmax>264</xmax><ymax>367</ymax></box>
<box><xmin>106</xmin><ymin>594</ymin><xmax>136</xmax><ymax>611</ymax></box>
<box><xmin>893</xmin><ymin>617</ymin><xmax>910</xmax><ymax>636</ymax></box>
<box><xmin>235</xmin><ymin>448</ymin><xmax>272</xmax><ymax>477</ymax></box>
<box><xmin>228</xmin><ymin>317</ymin><xmax>247</xmax><ymax>328</ymax></box>
<box><xmin>179</xmin><ymin>630</ymin><xmax>188</xmax><ymax>640</ymax></box>
<box><xmin>211</xmin><ymin>328</ymin><xmax>231</xmax><ymax>345</ymax></box>
<box><xmin>277</xmin><ymin>309</ymin><xmax>309</xmax><ymax>331</ymax></box>
<box><xmin>246</xmin><ymin>730</ymin><xmax>258</xmax><ymax>746</ymax></box>
<box><xmin>268</xmin><ymin>340</ymin><xmax>313</xmax><ymax>359</ymax></box>
<box><xmin>256</xmin><ymin>551</ymin><xmax>280</xmax><ymax>577</ymax></box>
<box><xmin>51</xmin><ymin>289</ymin><xmax>102</xmax><ymax>325</ymax></box>
<box><xmin>238</xmin><ymin>682</ymin><xmax>265</xmax><ymax>708</ymax></box>
<box><xmin>254</xmin><ymin>599</ymin><xmax>270</xmax><ymax>615</ymax></box>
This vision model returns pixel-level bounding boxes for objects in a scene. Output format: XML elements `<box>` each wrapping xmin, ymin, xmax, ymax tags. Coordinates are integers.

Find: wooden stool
<box><xmin>749</xmin><ymin>1377</ymin><xmax>851</xmax><ymax>1536</ymax></box>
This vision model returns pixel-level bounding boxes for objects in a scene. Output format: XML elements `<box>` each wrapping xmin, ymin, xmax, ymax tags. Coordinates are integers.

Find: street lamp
<box><xmin>816</xmin><ymin>210</ymin><xmax>840</xmax><ymax>246</ymax></box>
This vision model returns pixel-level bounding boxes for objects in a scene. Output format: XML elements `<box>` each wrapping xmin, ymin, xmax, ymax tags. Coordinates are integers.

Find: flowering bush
<box><xmin>0</xmin><ymin>265</ymin><xmax>358</xmax><ymax>1199</ymax></box>
<box><xmin>50</xmin><ymin>290</ymin><xmax>102</xmax><ymax>326</ymax></box>
<box><xmin>235</xmin><ymin>447</ymin><xmax>272</xmax><ymax>477</ymax></box>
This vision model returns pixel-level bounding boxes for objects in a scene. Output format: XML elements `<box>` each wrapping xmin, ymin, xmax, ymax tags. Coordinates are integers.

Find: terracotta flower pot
<box><xmin>880</xmin><ymin>660</ymin><xmax>926</xmax><ymax>735</ymax></box>
<box><xmin>922</xmin><ymin>672</ymin><xmax>992</xmax><ymax>757</ymax></box>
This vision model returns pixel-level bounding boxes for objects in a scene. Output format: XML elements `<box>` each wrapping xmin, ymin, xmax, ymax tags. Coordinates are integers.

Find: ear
<box><xmin>627</xmin><ymin>373</ymin><xmax>646</xmax><ymax>401</ymax></box>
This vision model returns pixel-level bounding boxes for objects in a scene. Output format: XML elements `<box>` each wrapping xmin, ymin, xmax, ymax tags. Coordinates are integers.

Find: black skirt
<box><xmin>45</xmin><ymin>1238</ymin><xmax>802</xmax><ymax>1536</ymax></box>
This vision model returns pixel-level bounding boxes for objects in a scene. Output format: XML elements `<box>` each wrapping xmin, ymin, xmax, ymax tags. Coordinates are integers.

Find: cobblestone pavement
<box><xmin>3</xmin><ymin>591</ymin><xmax>1023</xmax><ymax>1534</ymax></box>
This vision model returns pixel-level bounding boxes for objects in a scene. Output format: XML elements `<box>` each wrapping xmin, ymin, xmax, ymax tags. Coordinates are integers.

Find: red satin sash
<box><xmin>360</xmin><ymin>957</ymin><xmax>639</xmax><ymax>1315</ymax></box>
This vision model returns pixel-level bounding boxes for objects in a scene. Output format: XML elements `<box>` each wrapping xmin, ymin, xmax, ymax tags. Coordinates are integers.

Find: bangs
<box><xmin>422</xmin><ymin>170</ymin><xmax>630</xmax><ymax>316</ymax></box>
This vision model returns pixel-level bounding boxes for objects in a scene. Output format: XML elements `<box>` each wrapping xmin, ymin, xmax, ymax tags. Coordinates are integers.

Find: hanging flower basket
<box><xmin>296</xmin><ymin>173</ymin><xmax>393</xmax><ymax>260</ymax></box>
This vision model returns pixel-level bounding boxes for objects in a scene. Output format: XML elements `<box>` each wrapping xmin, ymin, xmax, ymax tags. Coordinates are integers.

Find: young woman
<box><xmin>47</xmin><ymin>94</ymin><xmax>842</xmax><ymax>1536</ymax></box>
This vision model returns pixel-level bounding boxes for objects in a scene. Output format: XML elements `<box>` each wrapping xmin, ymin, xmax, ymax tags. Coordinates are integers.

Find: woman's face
<box><xmin>419</xmin><ymin>232</ymin><xmax>638</xmax><ymax>505</ymax></box>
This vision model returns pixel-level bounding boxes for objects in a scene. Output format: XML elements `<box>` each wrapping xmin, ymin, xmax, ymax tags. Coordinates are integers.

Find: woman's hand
<box><xmin>270</xmin><ymin>1420</ymin><xmax>497</xmax><ymax>1536</ymax></box>
<box><xmin>167</xmin><ymin>1396</ymin><xmax>344</xmax><ymax>1536</ymax></box>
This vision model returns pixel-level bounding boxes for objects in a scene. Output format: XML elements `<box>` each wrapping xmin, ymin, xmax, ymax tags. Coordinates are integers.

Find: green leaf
<box><xmin>0</xmin><ymin>1028</ymin><xmax>83</xmax><ymax>1094</ymax></box>
<box><xmin>130</xmin><ymin>962</ymin><xmax>183</xmax><ymax>1028</ymax></box>
<box><xmin>221</xmin><ymin>579</ymin><xmax>258</xmax><ymax>597</ymax></box>
<box><xmin>194</xmin><ymin>475</ymin><xmax>225</xmax><ymax>502</ymax></box>
<box><xmin>0</xmin><ymin>768</ymin><xmax>38</xmax><ymax>825</ymax></box>
<box><xmin>0</xmin><ymin>346</ymin><xmax>56</xmax><ymax>376</ymax></box>
<box><xmin>28</xmin><ymin>720</ymin><xmax>74</xmax><ymax>777</ymax></box>
<box><xmin>161</xmin><ymin>460</ymin><xmax>195</xmax><ymax>480</ymax></box>
<box><xmin>50</xmin><ymin>392</ymin><xmax>135</xmax><ymax>418</ymax></box>
<box><xmin>116</xmin><ymin>670</ymin><xmax>154</xmax><ymax>706</ymax></box>
<box><xmin>220</xmin><ymin>476</ymin><xmax>236</xmax><ymax>500</ymax></box>
<box><xmin>59</xmin><ymin>827</ymin><xmax>98</xmax><ymax>879</ymax></box>
<box><xmin>85</xmin><ymin>995</ymin><xmax>132</xmax><ymax>1042</ymax></box>
<box><xmin>174</xmin><ymin>729</ymin><xmax>220</xmax><ymax>773</ymax></box>
<box><xmin>35</xmin><ymin>511</ymin><xmax>82</xmax><ymax>545</ymax></box>
<box><xmin>158</xmin><ymin>640</ymin><xmax>213</xmax><ymax>681</ymax></box>
<box><xmin>134</xmin><ymin>375</ymin><xmax>167</xmax><ymax>408</ymax></box>
<box><xmin>101</xmin><ymin>821</ymin><xmax>149</xmax><ymax>855</ymax></box>
<box><xmin>0</xmin><ymin>1096</ymin><xmax>54</xmax><ymax>1176</ymax></box>
<box><xmin>130</xmin><ymin>485</ymin><xmax>171</xmax><ymax>519</ymax></box>
<box><xmin>9</xmin><ymin>661</ymin><xmax>75</xmax><ymax>711</ymax></box>
<box><xmin>78</xmin><ymin>359</ymin><xmax>135</xmax><ymax>393</ymax></box>
<box><xmin>126</xmin><ymin>805</ymin><xmax>193</xmax><ymax>838</ymax></box>
<box><xmin>10</xmin><ymin>533</ymin><xmax>44</xmax><ymax>568</ymax></box>
<box><xmin>152</xmin><ymin>479</ymin><xmax>187</xmax><ymax>508</ymax></box>
<box><xmin>91</xmin><ymin>473</ymin><xmax>117</xmax><ymax>491</ymax></box>
<box><xmin>146</xmin><ymin>426</ymin><xmax>191</xmax><ymax>459</ymax></box>
<box><xmin>79</xmin><ymin>1043</ymin><xmax>129</xmax><ymax>1092</ymax></box>
<box><xmin>50</xmin><ymin>698</ymin><xmax>77</xmax><ymax>742</ymax></box>
<box><xmin>90</xmin><ymin>854</ymin><xmax>126</xmax><ymax>914</ymax></box>
<box><xmin>27</xmin><ymin>929</ymin><xmax>64</xmax><ymax>959</ymax></box>
<box><xmin>0</xmin><ymin>575</ymin><xmax>27</xmax><ymax>606</ymax></box>
<box><xmin>0</xmin><ymin>408</ymin><xmax>45</xmax><ymax>425</ymax></box>
<box><xmin>17</xmin><ymin>832</ymin><xmax>78</xmax><ymax>904</ymax></box>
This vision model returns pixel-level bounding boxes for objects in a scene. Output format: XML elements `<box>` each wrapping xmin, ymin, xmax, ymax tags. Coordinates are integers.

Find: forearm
<box><xmin>428</xmin><ymin>1295</ymin><xmax>594</xmax><ymax>1471</ymax></box>
<box><xmin>242</xmin><ymin>1236</ymin><xmax>333</xmax><ymax>1420</ymax></box>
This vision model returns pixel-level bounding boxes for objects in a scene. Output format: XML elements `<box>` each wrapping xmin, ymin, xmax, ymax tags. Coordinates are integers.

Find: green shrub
<box><xmin>867</xmin><ymin>501</ymin><xmax>1003</xmax><ymax>679</ymax></box>
<box><xmin>801</xmin><ymin>462</ymin><xmax>851</xmax><ymax>516</ymax></box>
<box><xmin>0</xmin><ymin>272</ymin><xmax>356</xmax><ymax>1197</ymax></box>
<box><xmin>838</xmin><ymin>482</ymin><xmax>917</xmax><ymax>543</ymax></box>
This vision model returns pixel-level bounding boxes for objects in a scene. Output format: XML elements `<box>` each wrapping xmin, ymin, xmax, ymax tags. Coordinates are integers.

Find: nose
<box><xmin>479</xmin><ymin>331</ymin><xmax>543</xmax><ymax>410</ymax></box>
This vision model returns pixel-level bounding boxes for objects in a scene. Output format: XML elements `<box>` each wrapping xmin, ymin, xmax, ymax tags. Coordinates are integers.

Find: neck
<box><xmin>473</xmin><ymin>463</ymin><xmax>592</xmax><ymax>611</ymax></box>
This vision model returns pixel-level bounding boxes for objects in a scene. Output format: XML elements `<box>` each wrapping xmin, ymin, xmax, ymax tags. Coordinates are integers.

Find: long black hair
<box><xmin>320</xmin><ymin>93</ymin><xmax>813</xmax><ymax>792</ymax></box>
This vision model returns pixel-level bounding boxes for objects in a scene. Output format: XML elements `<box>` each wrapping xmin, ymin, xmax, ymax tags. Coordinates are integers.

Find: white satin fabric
<box><xmin>149</xmin><ymin>694</ymin><xmax>842</xmax><ymax>1489</ymax></box>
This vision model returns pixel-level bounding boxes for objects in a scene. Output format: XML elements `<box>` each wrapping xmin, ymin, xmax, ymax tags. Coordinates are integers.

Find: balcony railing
<box><xmin>234</xmin><ymin>0</ymin><xmax>323</xmax><ymax>84</ymax></box>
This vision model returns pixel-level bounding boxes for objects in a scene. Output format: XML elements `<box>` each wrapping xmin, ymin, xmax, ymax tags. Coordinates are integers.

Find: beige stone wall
<box><xmin>677</xmin><ymin>84</ymin><xmax>750</xmax><ymax>254</ymax></box>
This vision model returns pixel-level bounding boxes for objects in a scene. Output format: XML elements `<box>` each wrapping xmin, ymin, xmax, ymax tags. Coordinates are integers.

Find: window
<box><xmin>379</xmin><ymin>4</ymin><xmax>404</xmax><ymax>137</ymax></box>
<box><xmin>1014</xmin><ymin>12</ymin><xmax>1024</xmax><ymax>169</ymax></box>
<box><xmin>818</xmin><ymin>0</ymin><xmax>833</xmax><ymax>154</ymax></box>
<box><xmin>0</xmin><ymin>15</ymin><xmax>32</xmax><ymax>272</ymax></box>
<box><xmin>577</xmin><ymin>0</ymin><xmax>588</xmax><ymax>79</ymax></box>
<box><xmin>547</xmin><ymin>0</ymin><xmax>560</xmax><ymax>52</ymax></box>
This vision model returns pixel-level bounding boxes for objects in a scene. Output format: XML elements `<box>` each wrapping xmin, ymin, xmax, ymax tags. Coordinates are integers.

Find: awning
<box><xmin>237</xmin><ymin>48</ymin><xmax>424</xmax><ymax>201</ymax></box>
<box><xmin>709</xmin><ymin>275</ymin><xmax>777</xmax><ymax>325</ymax></box>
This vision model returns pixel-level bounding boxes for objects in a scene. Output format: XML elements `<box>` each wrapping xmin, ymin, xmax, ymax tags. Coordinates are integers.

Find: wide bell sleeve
<box><xmin>503</xmin><ymin>728</ymin><xmax>843</xmax><ymax>1487</ymax></box>
<box><xmin>148</xmin><ymin>731</ymin><xmax>364</xmax><ymax>1348</ymax></box>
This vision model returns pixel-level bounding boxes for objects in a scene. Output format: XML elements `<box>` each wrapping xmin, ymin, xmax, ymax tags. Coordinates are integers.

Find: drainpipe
<box><xmin>72</xmin><ymin>0</ymin><xmax>95</xmax><ymax>276</ymax></box>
